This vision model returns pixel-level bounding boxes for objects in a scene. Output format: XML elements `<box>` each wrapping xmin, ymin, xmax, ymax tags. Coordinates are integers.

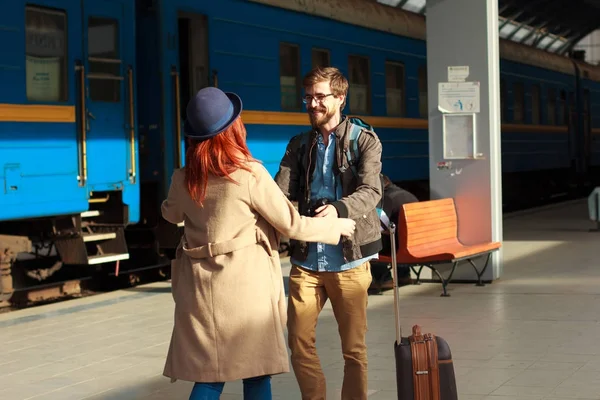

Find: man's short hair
<box><xmin>303</xmin><ymin>67</ymin><xmax>349</xmax><ymax>109</ymax></box>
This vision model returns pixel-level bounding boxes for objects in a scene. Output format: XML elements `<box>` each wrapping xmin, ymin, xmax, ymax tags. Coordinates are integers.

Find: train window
<box><xmin>531</xmin><ymin>84</ymin><xmax>541</xmax><ymax>124</ymax></box>
<box><xmin>547</xmin><ymin>88</ymin><xmax>556</xmax><ymax>125</ymax></box>
<box><xmin>88</xmin><ymin>17</ymin><xmax>121</xmax><ymax>102</ymax></box>
<box><xmin>25</xmin><ymin>6</ymin><xmax>68</xmax><ymax>102</ymax></box>
<box><xmin>558</xmin><ymin>90</ymin><xmax>566</xmax><ymax>125</ymax></box>
<box><xmin>418</xmin><ymin>65</ymin><xmax>428</xmax><ymax>118</ymax></box>
<box><xmin>513</xmin><ymin>82</ymin><xmax>525</xmax><ymax>123</ymax></box>
<box><xmin>280</xmin><ymin>43</ymin><xmax>301</xmax><ymax>110</ymax></box>
<box><xmin>312</xmin><ymin>49</ymin><xmax>330</xmax><ymax>69</ymax></box>
<box><xmin>348</xmin><ymin>55</ymin><xmax>370</xmax><ymax>114</ymax></box>
<box><xmin>385</xmin><ymin>61</ymin><xmax>405</xmax><ymax>116</ymax></box>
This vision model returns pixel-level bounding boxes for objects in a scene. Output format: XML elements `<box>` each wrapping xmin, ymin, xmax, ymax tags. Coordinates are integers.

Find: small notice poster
<box><xmin>448</xmin><ymin>66</ymin><xmax>469</xmax><ymax>82</ymax></box>
<box><xmin>438</xmin><ymin>81</ymin><xmax>480</xmax><ymax>113</ymax></box>
<box><xmin>26</xmin><ymin>55</ymin><xmax>61</xmax><ymax>102</ymax></box>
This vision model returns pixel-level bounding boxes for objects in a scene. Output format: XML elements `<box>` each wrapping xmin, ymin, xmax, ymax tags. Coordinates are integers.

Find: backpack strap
<box><xmin>346</xmin><ymin>117</ymin><xmax>386</xmax><ymax>213</ymax></box>
<box><xmin>346</xmin><ymin>121</ymin><xmax>363</xmax><ymax>177</ymax></box>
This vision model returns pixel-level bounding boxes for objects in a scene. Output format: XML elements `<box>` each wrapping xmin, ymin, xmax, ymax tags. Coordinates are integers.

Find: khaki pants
<box><xmin>287</xmin><ymin>262</ymin><xmax>372</xmax><ymax>400</ymax></box>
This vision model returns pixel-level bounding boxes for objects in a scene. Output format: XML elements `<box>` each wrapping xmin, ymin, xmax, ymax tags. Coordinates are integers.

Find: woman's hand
<box><xmin>337</xmin><ymin>218</ymin><xmax>356</xmax><ymax>238</ymax></box>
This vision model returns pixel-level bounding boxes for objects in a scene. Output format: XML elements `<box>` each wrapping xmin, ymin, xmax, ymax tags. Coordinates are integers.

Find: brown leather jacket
<box><xmin>274</xmin><ymin>116</ymin><xmax>383</xmax><ymax>262</ymax></box>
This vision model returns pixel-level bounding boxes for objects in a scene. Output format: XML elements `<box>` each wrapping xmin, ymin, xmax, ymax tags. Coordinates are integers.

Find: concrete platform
<box><xmin>1</xmin><ymin>199</ymin><xmax>600</xmax><ymax>399</ymax></box>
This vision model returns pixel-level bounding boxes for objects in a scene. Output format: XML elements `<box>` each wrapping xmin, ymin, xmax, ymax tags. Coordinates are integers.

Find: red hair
<box><xmin>184</xmin><ymin>117</ymin><xmax>255</xmax><ymax>205</ymax></box>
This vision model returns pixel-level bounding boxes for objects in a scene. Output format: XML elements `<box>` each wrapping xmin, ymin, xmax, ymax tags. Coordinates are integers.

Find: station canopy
<box><xmin>376</xmin><ymin>0</ymin><xmax>600</xmax><ymax>55</ymax></box>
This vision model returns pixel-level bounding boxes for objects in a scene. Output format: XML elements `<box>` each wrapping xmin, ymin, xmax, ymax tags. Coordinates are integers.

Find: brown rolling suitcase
<box><xmin>388</xmin><ymin>222</ymin><xmax>459</xmax><ymax>399</ymax></box>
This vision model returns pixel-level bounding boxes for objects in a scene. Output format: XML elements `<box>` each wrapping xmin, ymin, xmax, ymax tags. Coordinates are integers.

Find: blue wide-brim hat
<box><xmin>183</xmin><ymin>87</ymin><xmax>243</xmax><ymax>141</ymax></box>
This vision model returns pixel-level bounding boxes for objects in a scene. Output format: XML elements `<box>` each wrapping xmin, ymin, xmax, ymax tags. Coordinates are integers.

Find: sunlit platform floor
<box><xmin>1</xmin><ymin>199</ymin><xmax>600</xmax><ymax>400</ymax></box>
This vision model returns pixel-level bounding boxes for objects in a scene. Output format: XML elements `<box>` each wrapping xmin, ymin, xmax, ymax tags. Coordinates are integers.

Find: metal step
<box><xmin>81</xmin><ymin>210</ymin><xmax>100</xmax><ymax>218</ymax></box>
<box><xmin>82</xmin><ymin>232</ymin><xmax>117</xmax><ymax>242</ymax></box>
<box><xmin>88</xmin><ymin>253</ymin><xmax>130</xmax><ymax>265</ymax></box>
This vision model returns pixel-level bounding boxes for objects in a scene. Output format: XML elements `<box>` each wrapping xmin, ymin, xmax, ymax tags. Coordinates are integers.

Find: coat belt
<box><xmin>182</xmin><ymin>229</ymin><xmax>269</xmax><ymax>258</ymax></box>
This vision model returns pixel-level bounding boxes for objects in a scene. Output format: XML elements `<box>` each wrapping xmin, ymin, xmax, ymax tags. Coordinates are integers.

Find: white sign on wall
<box><xmin>438</xmin><ymin>81</ymin><xmax>480</xmax><ymax>113</ymax></box>
<box><xmin>443</xmin><ymin>113</ymin><xmax>476</xmax><ymax>159</ymax></box>
<box><xmin>448</xmin><ymin>66</ymin><xmax>469</xmax><ymax>82</ymax></box>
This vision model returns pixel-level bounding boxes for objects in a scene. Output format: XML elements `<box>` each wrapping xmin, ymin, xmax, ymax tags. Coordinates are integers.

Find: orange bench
<box><xmin>378</xmin><ymin>198</ymin><xmax>501</xmax><ymax>296</ymax></box>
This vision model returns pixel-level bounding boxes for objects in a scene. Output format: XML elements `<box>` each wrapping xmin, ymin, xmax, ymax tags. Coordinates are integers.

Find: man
<box><xmin>379</xmin><ymin>174</ymin><xmax>419</xmax><ymax>256</ymax></box>
<box><xmin>370</xmin><ymin>175</ymin><xmax>419</xmax><ymax>291</ymax></box>
<box><xmin>274</xmin><ymin>66</ymin><xmax>383</xmax><ymax>400</ymax></box>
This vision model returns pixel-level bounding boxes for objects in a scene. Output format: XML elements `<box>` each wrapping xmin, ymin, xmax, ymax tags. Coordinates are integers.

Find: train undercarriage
<box><xmin>0</xmin><ymin>190</ymin><xmax>177</xmax><ymax>308</ymax></box>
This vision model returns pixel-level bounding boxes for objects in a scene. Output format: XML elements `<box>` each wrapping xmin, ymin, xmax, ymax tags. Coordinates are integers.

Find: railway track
<box><xmin>0</xmin><ymin>262</ymin><xmax>171</xmax><ymax>313</ymax></box>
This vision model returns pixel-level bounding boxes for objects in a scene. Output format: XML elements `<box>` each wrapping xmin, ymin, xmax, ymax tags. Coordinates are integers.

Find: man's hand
<box><xmin>314</xmin><ymin>204</ymin><xmax>338</xmax><ymax>218</ymax></box>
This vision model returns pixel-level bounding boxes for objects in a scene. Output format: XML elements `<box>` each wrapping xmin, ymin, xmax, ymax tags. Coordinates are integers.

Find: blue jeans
<box><xmin>189</xmin><ymin>375</ymin><xmax>271</xmax><ymax>400</ymax></box>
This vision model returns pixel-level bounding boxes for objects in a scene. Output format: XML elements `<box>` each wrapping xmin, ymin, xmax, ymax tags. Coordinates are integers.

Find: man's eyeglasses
<box><xmin>302</xmin><ymin>94</ymin><xmax>334</xmax><ymax>104</ymax></box>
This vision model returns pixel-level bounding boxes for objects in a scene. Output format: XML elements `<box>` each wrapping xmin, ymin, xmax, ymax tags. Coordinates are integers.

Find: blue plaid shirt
<box><xmin>292</xmin><ymin>132</ymin><xmax>378</xmax><ymax>272</ymax></box>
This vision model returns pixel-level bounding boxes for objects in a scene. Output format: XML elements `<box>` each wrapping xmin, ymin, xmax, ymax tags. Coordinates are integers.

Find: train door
<box><xmin>172</xmin><ymin>12</ymin><xmax>210</xmax><ymax>166</ymax></box>
<box><xmin>152</xmin><ymin>10</ymin><xmax>210</xmax><ymax>251</ymax></box>
<box><xmin>81</xmin><ymin>0</ymin><xmax>135</xmax><ymax>190</ymax></box>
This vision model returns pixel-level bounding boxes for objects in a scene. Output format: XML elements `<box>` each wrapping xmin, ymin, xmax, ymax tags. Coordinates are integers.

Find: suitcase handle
<box><xmin>389</xmin><ymin>222</ymin><xmax>403</xmax><ymax>343</ymax></box>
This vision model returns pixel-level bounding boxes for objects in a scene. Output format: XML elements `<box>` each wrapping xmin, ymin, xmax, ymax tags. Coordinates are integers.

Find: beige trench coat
<box><xmin>161</xmin><ymin>162</ymin><xmax>344</xmax><ymax>383</ymax></box>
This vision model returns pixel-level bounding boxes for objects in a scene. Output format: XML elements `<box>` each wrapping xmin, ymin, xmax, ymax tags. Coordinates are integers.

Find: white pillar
<box><xmin>426</xmin><ymin>0</ymin><xmax>503</xmax><ymax>281</ymax></box>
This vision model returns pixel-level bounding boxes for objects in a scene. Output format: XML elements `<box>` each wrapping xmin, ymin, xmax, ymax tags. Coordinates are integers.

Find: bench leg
<box><xmin>410</xmin><ymin>265</ymin><xmax>424</xmax><ymax>285</ymax></box>
<box><xmin>467</xmin><ymin>253</ymin><xmax>491</xmax><ymax>287</ymax></box>
<box><xmin>429</xmin><ymin>261</ymin><xmax>459</xmax><ymax>297</ymax></box>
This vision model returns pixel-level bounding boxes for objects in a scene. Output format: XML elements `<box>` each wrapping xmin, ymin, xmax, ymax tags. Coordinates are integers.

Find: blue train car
<box><xmin>135</xmin><ymin>0</ymin><xmax>433</xmax><ymax>225</ymax></box>
<box><xmin>136</xmin><ymin>0</ymin><xmax>600</xmax><ymax>224</ymax></box>
<box><xmin>0</xmin><ymin>0</ymin><xmax>139</xmax><ymax>299</ymax></box>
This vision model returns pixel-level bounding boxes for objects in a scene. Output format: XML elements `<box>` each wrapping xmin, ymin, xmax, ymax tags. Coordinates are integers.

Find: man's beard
<box><xmin>308</xmin><ymin>106</ymin><xmax>337</xmax><ymax>129</ymax></box>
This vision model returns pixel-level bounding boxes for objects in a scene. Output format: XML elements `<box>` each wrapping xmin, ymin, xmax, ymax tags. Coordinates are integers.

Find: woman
<box><xmin>161</xmin><ymin>87</ymin><xmax>356</xmax><ymax>400</ymax></box>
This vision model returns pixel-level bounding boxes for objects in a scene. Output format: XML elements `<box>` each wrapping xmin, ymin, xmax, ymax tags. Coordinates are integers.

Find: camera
<box><xmin>308</xmin><ymin>198</ymin><xmax>330</xmax><ymax>217</ymax></box>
